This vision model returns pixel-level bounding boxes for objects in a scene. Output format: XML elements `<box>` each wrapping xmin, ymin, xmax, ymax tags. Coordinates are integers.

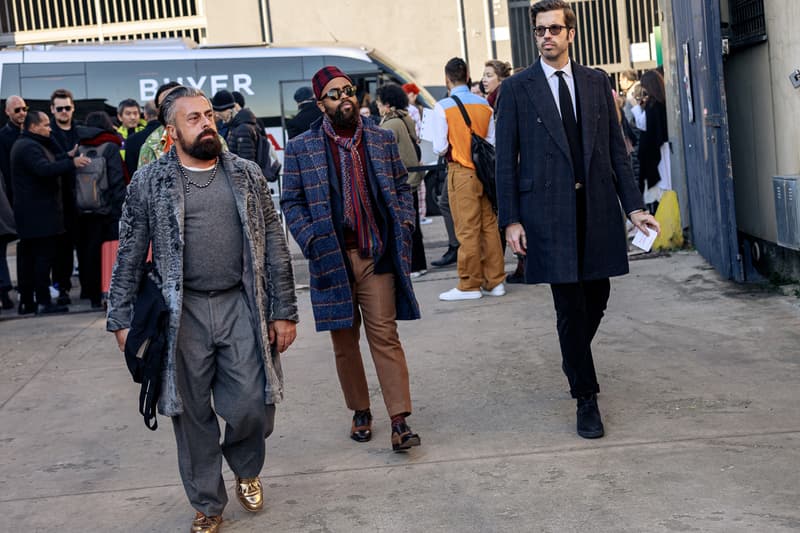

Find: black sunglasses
<box><xmin>13</xmin><ymin>106</ymin><xmax>29</xmax><ymax>113</ymax></box>
<box><xmin>534</xmin><ymin>24</ymin><xmax>570</xmax><ymax>37</ymax></box>
<box><xmin>55</xmin><ymin>105</ymin><xmax>73</xmax><ymax>112</ymax></box>
<box><xmin>322</xmin><ymin>85</ymin><xmax>357</xmax><ymax>101</ymax></box>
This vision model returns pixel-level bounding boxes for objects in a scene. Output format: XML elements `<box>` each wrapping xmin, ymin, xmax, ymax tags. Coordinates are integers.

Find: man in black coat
<box><xmin>49</xmin><ymin>88</ymin><xmax>83</xmax><ymax>304</ymax></box>
<box><xmin>496</xmin><ymin>0</ymin><xmax>659</xmax><ymax>439</ymax></box>
<box><xmin>124</xmin><ymin>99</ymin><xmax>160</xmax><ymax>175</ymax></box>
<box><xmin>10</xmin><ymin>111</ymin><xmax>90</xmax><ymax>314</ymax></box>
<box><xmin>285</xmin><ymin>86</ymin><xmax>322</xmax><ymax>139</ymax></box>
<box><xmin>0</xmin><ymin>95</ymin><xmax>28</xmax><ymax>204</ymax></box>
<box><xmin>226</xmin><ymin>107</ymin><xmax>260</xmax><ymax>162</ymax></box>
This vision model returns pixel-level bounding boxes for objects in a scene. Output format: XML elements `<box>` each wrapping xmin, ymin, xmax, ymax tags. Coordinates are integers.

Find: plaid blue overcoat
<box><xmin>281</xmin><ymin>118</ymin><xmax>420</xmax><ymax>331</ymax></box>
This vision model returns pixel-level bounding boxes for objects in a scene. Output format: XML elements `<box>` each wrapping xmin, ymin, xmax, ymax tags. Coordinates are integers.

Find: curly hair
<box><xmin>375</xmin><ymin>83</ymin><xmax>409</xmax><ymax>110</ymax></box>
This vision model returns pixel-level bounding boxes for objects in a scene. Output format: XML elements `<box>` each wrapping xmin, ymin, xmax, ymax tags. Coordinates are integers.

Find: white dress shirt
<box><xmin>541</xmin><ymin>59</ymin><xmax>577</xmax><ymax>121</ymax></box>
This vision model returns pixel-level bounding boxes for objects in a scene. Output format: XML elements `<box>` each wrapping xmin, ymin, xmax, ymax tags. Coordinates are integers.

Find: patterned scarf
<box><xmin>322</xmin><ymin>115</ymin><xmax>383</xmax><ymax>259</ymax></box>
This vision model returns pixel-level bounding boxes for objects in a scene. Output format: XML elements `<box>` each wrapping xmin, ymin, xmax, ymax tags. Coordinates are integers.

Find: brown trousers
<box><xmin>329</xmin><ymin>249</ymin><xmax>412</xmax><ymax>418</ymax></box>
<box><xmin>447</xmin><ymin>162</ymin><xmax>506</xmax><ymax>291</ymax></box>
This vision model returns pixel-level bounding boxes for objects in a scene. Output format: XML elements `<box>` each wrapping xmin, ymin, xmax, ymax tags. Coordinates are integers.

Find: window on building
<box><xmin>729</xmin><ymin>0</ymin><xmax>767</xmax><ymax>49</ymax></box>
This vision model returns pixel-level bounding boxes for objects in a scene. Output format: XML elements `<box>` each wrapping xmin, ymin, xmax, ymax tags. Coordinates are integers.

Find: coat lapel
<box><xmin>307</xmin><ymin>126</ymin><xmax>337</xmax><ymax>198</ymax></box>
<box><xmin>523</xmin><ymin>61</ymin><xmax>571</xmax><ymax>162</ymax></box>
<box><xmin>573</xmin><ymin>63</ymin><xmax>599</xmax><ymax>180</ymax></box>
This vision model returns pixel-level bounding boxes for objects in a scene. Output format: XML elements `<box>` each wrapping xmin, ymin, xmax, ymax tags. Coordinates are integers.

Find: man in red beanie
<box><xmin>281</xmin><ymin>66</ymin><xmax>422</xmax><ymax>452</ymax></box>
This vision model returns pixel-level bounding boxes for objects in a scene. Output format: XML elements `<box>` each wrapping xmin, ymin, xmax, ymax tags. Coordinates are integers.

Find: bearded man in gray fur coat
<box><xmin>107</xmin><ymin>86</ymin><xmax>298</xmax><ymax>533</ymax></box>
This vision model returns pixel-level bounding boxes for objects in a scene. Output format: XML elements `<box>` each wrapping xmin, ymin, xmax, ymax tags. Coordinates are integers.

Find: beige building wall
<box><xmin>184</xmin><ymin>1</ymin><xmax>517</xmax><ymax>90</ymax></box>
<box><xmin>202</xmin><ymin>0</ymin><xmax>265</xmax><ymax>44</ymax></box>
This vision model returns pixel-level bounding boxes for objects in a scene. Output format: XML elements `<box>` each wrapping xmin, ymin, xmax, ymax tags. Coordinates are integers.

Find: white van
<box><xmin>0</xmin><ymin>39</ymin><xmax>434</xmax><ymax>149</ymax></box>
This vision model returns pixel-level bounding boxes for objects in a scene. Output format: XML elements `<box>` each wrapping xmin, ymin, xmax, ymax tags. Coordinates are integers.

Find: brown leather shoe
<box><xmin>191</xmin><ymin>512</ymin><xmax>222</xmax><ymax>533</ymax></box>
<box><xmin>350</xmin><ymin>409</ymin><xmax>372</xmax><ymax>442</ymax></box>
<box><xmin>391</xmin><ymin>420</ymin><xmax>421</xmax><ymax>451</ymax></box>
<box><xmin>236</xmin><ymin>476</ymin><xmax>264</xmax><ymax>512</ymax></box>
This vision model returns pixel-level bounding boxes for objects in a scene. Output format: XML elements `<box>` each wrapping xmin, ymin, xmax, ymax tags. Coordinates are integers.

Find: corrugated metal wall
<box><xmin>509</xmin><ymin>0</ymin><xmax>660</xmax><ymax>73</ymax></box>
<box><xmin>0</xmin><ymin>0</ymin><xmax>206</xmax><ymax>45</ymax></box>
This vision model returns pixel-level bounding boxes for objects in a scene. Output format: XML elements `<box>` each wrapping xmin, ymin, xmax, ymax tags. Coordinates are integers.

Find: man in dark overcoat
<box><xmin>10</xmin><ymin>111</ymin><xmax>90</xmax><ymax>314</ymax></box>
<box><xmin>495</xmin><ymin>0</ymin><xmax>660</xmax><ymax>438</ymax></box>
<box><xmin>281</xmin><ymin>66</ymin><xmax>422</xmax><ymax>452</ymax></box>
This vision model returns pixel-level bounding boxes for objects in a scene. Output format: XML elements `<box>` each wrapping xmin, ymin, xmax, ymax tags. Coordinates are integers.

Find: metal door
<box><xmin>671</xmin><ymin>1</ymin><xmax>743</xmax><ymax>280</ymax></box>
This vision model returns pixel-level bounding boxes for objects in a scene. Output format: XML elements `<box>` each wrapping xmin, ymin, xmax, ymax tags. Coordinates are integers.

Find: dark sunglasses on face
<box><xmin>322</xmin><ymin>85</ymin><xmax>357</xmax><ymax>101</ymax></box>
<box><xmin>13</xmin><ymin>106</ymin><xmax>29</xmax><ymax>113</ymax></box>
<box><xmin>55</xmin><ymin>105</ymin><xmax>73</xmax><ymax>112</ymax></box>
<box><xmin>534</xmin><ymin>24</ymin><xmax>569</xmax><ymax>37</ymax></box>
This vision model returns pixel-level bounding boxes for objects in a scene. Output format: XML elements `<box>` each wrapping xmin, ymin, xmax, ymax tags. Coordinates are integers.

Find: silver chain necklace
<box><xmin>179</xmin><ymin>159</ymin><xmax>219</xmax><ymax>194</ymax></box>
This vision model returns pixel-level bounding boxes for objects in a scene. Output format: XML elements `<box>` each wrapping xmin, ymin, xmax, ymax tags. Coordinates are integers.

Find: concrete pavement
<box><xmin>1</xmin><ymin>217</ymin><xmax>799</xmax><ymax>532</ymax></box>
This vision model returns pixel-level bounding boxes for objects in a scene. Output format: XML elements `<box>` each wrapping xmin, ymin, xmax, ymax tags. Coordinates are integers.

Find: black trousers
<box><xmin>550</xmin><ymin>278</ymin><xmax>610</xmax><ymax>398</ymax></box>
<box><xmin>17</xmin><ymin>235</ymin><xmax>58</xmax><ymax>307</ymax></box>
<box><xmin>549</xmin><ymin>187</ymin><xmax>610</xmax><ymax>398</ymax></box>
<box><xmin>75</xmin><ymin>214</ymin><xmax>112</xmax><ymax>303</ymax></box>
<box><xmin>53</xmin><ymin>227</ymin><xmax>75</xmax><ymax>292</ymax></box>
<box><xmin>411</xmin><ymin>190</ymin><xmax>427</xmax><ymax>272</ymax></box>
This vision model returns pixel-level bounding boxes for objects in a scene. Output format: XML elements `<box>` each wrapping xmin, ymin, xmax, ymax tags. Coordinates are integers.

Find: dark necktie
<box><xmin>555</xmin><ymin>70</ymin><xmax>584</xmax><ymax>184</ymax></box>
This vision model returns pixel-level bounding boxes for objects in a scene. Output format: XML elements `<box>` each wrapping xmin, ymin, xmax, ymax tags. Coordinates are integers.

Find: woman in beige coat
<box><xmin>376</xmin><ymin>83</ymin><xmax>427</xmax><ymax>277</ymax></box>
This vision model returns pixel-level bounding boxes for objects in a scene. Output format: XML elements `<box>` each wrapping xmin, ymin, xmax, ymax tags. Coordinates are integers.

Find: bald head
<box><xmin>5</xmin><ymin>95</ymin><xmax>28</xmax><ymax>127</ymax></box>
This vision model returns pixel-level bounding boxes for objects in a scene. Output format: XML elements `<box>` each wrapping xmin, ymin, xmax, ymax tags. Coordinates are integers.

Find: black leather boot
<box><xmin>431</xmin><ymin>245</ymin><xmax>458</xmax><ymax>267</ymax></box>
<box><xmin>0</xmin><ymin>288</ymin><xmax>13</xmax><ymax>310</ymax></box>
<box><xmin>576</xmin><ymin>394</ymin><xmax>604</xmax><ymax>439</ymax></box>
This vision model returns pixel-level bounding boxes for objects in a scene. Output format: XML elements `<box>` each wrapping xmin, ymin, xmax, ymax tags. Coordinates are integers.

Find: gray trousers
<box><xmin>172</xmin><ymin>286</ymin><xmax>275</xmax><ymax>517</ymax></box>
<box><xmin>437</xmin><ymin>176</ymin><xmax>460</xmax><ymax>248</ymax></box>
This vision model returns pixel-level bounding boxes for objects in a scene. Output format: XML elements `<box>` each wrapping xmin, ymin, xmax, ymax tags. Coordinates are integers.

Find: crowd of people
<box><xmin>0</xmin><ymin>82</ymin><xmax>287</xmax><ymax>317</ymax></box>
<box><xmin>0</xmin><ymin>1</ymin><xmax>671</xmax><ymax>531</ymax></box>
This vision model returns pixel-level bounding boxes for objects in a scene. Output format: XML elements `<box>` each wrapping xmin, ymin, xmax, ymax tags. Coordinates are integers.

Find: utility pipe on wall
<box><xmin>457</xmin><ymin>0</ymin><xmax>469</xmax><ymax>64</ymax></box>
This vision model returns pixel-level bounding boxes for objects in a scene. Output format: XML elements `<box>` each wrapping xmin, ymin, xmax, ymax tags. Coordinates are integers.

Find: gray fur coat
<box><xmin>107</xmin><ymin>148</ymin><xmax>298</xmax><ymax>416</ymax></box>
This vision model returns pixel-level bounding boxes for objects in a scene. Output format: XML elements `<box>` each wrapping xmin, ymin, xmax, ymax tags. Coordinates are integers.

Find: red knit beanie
<box><xmin>312</xmin><ymin>66</ymin><xmax>352</xmax><ymax>100</ymax></box>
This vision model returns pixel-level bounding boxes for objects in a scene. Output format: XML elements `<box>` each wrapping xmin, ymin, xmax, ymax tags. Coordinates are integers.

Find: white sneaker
<box><xmin>439</xmin><ymin>287</ymin><xmax>482</xmax><ymax>301</ymax></box>
<box><xmin>420</xmin><ymin>217</ymin><xmax>433</xmax><ymax>225</ymax></box>
<box><xmin>410</xmin><ymin>269</ymin><xmax>427</xmax><ymax>279</ymax></box>
<box><xmin>481</xmin><ymin>283</ymin><xmax>506</xmax><ymax>297</ymax></box>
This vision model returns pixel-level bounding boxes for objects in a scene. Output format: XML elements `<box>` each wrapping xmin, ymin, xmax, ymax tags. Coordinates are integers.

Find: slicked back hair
<box><xmin>158</xmin><ymin>86</ymin><xmax>208</xmax><ymax>127</ymax></box>
<box><xmin>530</xmin><ymin>0</ymin><xmax>577</xmax><ymax>30</ymax></box>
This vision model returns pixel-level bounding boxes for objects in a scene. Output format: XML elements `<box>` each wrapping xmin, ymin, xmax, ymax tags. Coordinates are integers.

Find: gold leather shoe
<box><xmin>191</xmin><ymin>512</ymin><xmax>222</xmax><ymax>533</ymax></box>
<box><xmin>236</xmin><ymin>476</ymin><xmax>263</xmax><ymax>512</ymax></box>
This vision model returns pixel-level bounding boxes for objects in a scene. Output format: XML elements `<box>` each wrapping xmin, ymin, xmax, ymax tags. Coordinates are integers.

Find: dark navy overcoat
<box><xmin>495</xmin><ymin>60</ymin><xmax>644</xmax><ymax>284</ymax></box>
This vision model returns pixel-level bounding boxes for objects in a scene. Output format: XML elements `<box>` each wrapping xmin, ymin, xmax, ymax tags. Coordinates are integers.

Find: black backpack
<box><xmin>255</xmin><ymin>130</ymin><xmax>281</xmax><ymax>182</ymax></box>
<box><xmin>450</xmin><ymin>95</ymin><xmax>498</xmax><ymax>212</ymax></box>
<box><xmin>74</xmin><ymin>143</ymin><xmax>113</xmax><ymax>215</ymax></box>
<box><xmin>123</xmin><ymin>265</ymin><xmax>169</xmax><ymax>430</ymax></box>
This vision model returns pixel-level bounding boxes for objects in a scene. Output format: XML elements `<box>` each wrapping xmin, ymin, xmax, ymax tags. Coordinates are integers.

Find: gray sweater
<box><xmin>181</xmin><ymin>165</ymin><xmax>243</xmax><ymax>291</ymax></box>
<box><xmin>107</xmin><ymin>148</ymin><xmax>297</xmax><ymax>415</ymax></box>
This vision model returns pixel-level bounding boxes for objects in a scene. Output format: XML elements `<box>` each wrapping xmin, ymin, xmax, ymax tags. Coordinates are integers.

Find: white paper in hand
<box><xmin>632</xmin><ymin>228</ymin><xmax>657</xmax><ymax>252</ymax></box>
